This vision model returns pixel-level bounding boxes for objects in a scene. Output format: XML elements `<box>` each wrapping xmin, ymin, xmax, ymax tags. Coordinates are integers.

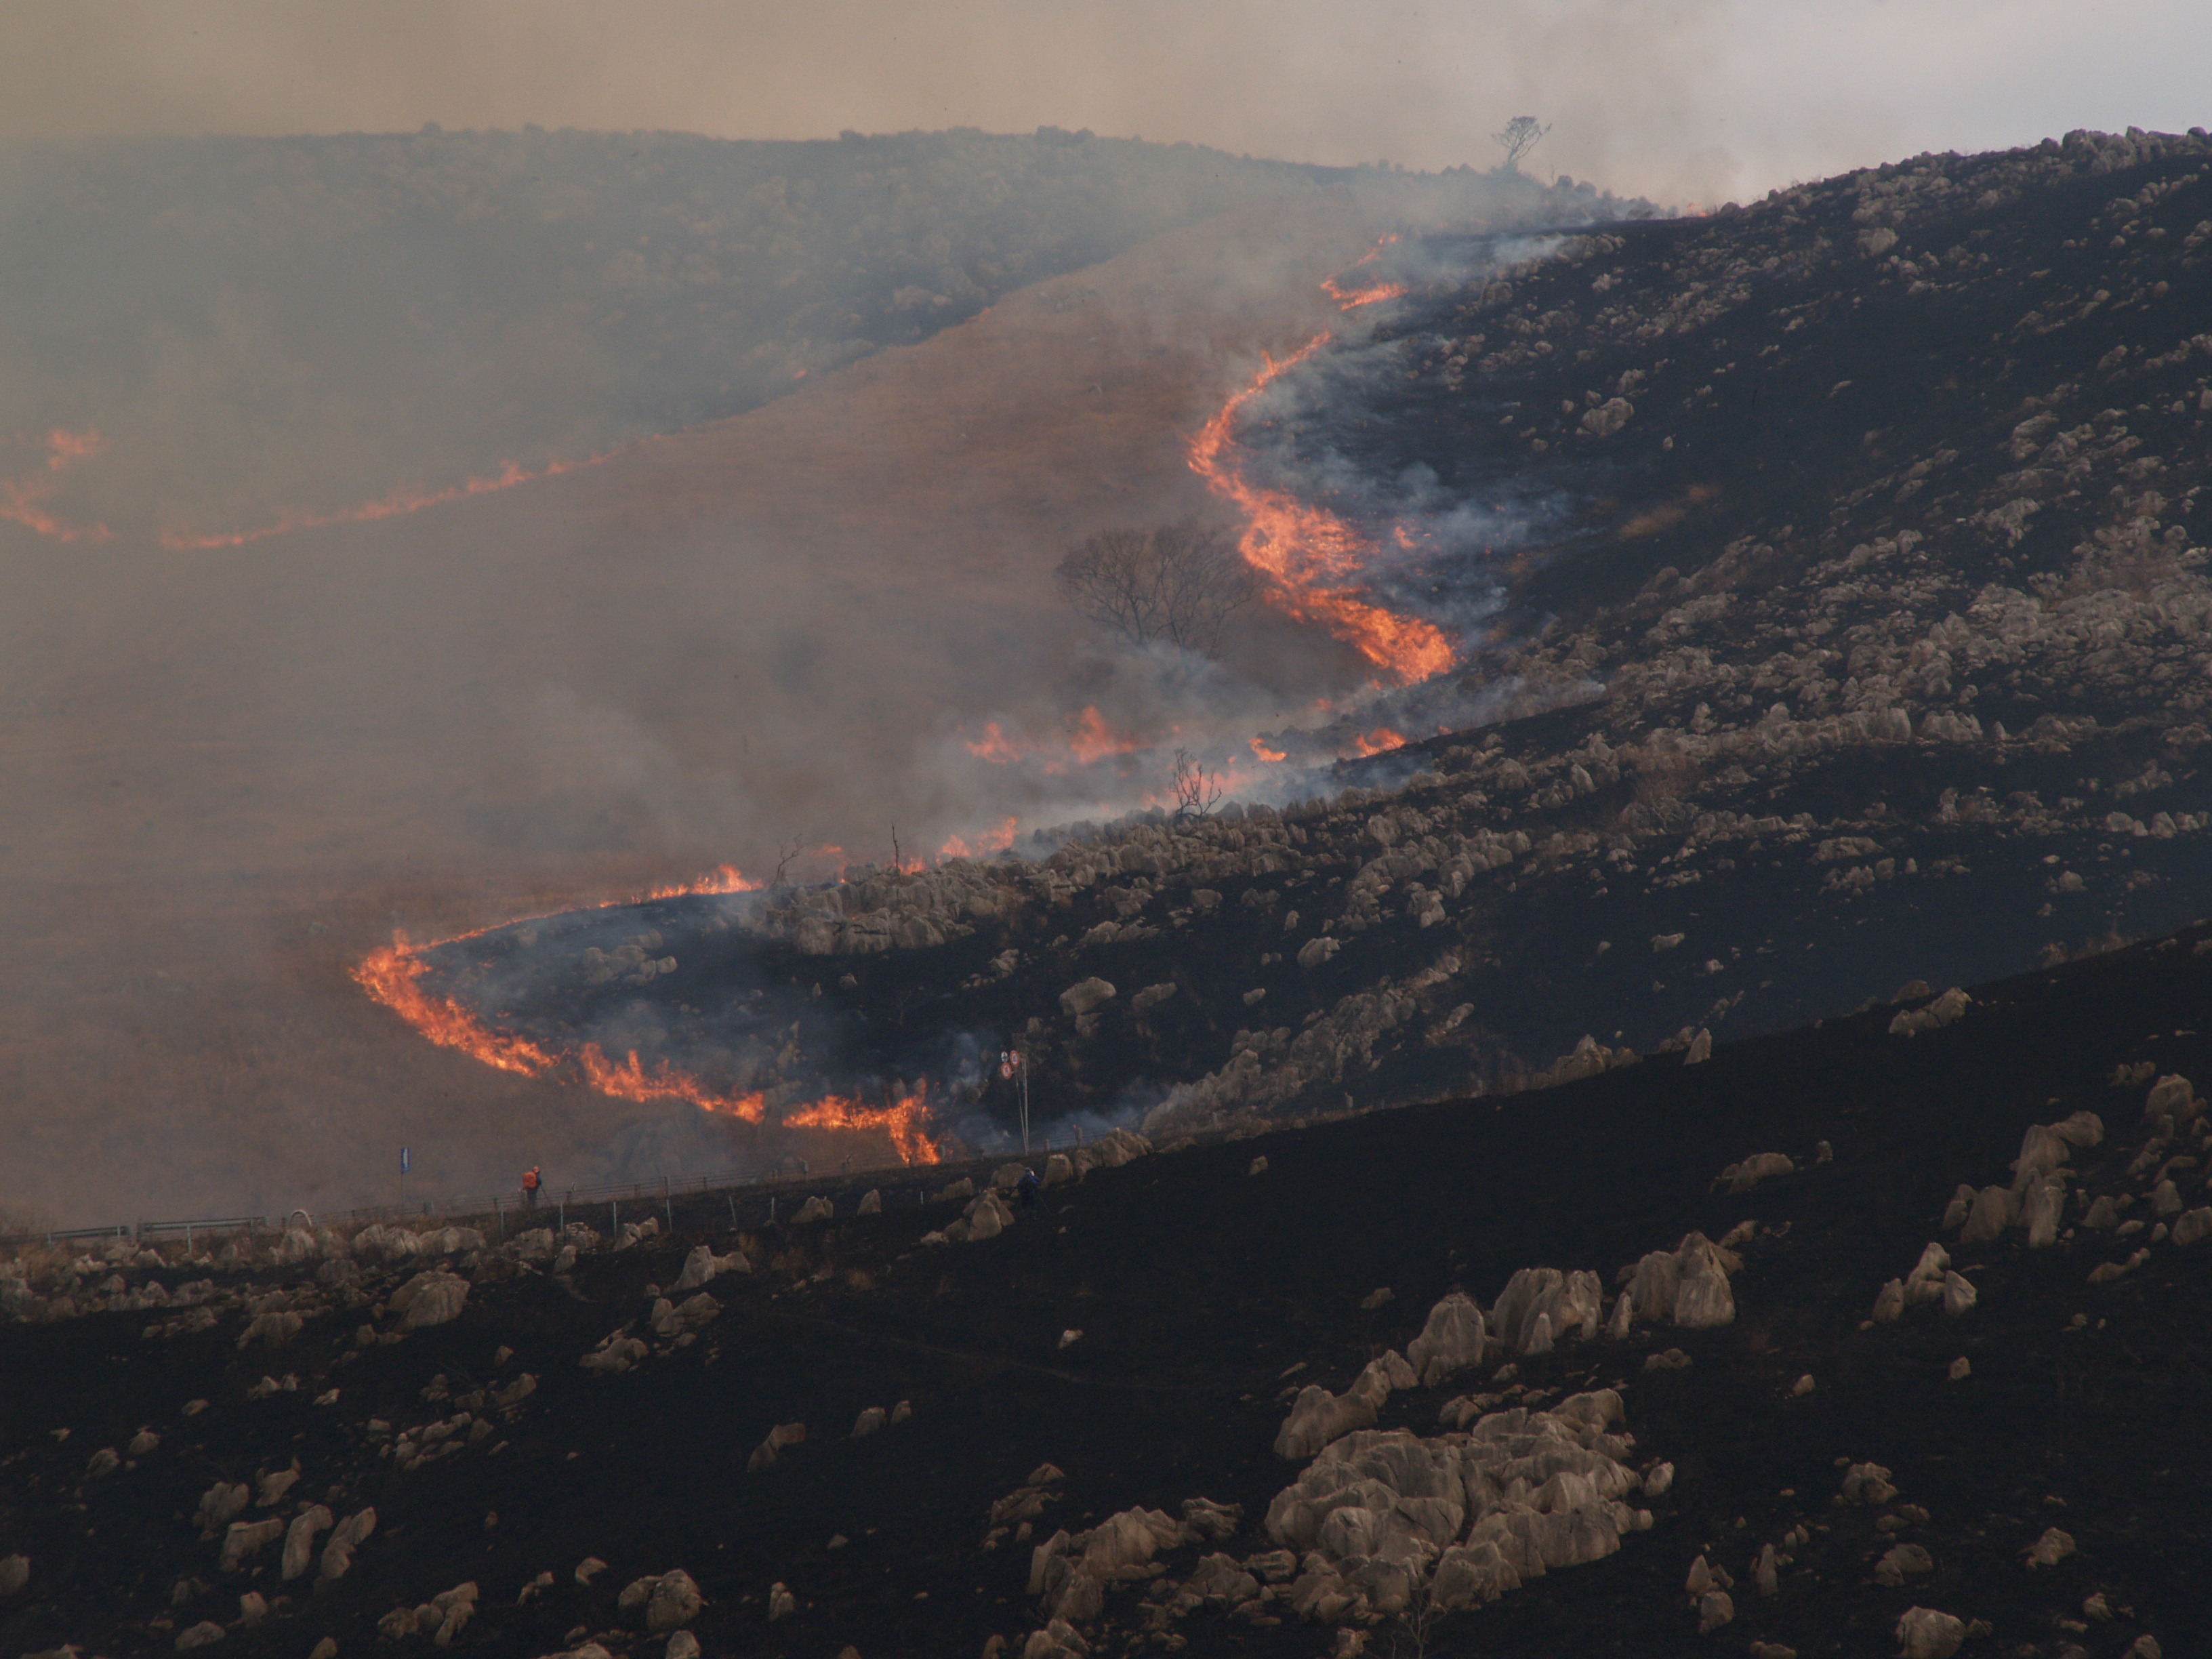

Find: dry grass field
<box><xmin>0</xmin><ymin>201</ymin><xmax>1382</xmax><ymax>1227</ymax></box>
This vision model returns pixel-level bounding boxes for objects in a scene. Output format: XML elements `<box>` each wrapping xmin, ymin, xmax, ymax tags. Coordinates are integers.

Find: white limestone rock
<box><xmin>1273</xmin><ymin>1385</ymin><xmax>1378</xmax><ymax>1461</ymax></box>
<box><xmin>1403</xmin><ymin>1292</ymin><xmax>1488</xmax><ymax>1386</ymax></box>
<box><xmin>1895</xmin><ymin>1607</ymin><xmax>1966</xmax><ymax>1659</ymax></box>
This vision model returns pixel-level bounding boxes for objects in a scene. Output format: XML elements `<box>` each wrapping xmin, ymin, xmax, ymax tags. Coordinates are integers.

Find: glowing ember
<box><xmin>962</xmin><ymin>721</ymin><xmax>1023</xmax><ymax>764</ymax></box>
<box><xmin>159</xmin><ymin>446</ymin><xmax>626</xmax><ymax>550</ymax></box>
<box><xmin>1</xmin><ymin>428</ymin><xmax>111</xmax><ymax>542</ymax></box>
<box><xmin>1187</xmin><ymin>338</ymin><xmax>1456</xmax><ymax>684</ymax></box>
<box><xmin>784</xmin><ymin>1088</ymin><xmax>943</xmax><ymax>1164</ymax></box>
<box><xmin>962</xmin><ymin>705</ymin><xmax>1153</xmax><ymax>773</ymax></box>
<box><xmin>939</xmin><ymin>816</ymin><xmax>1019</xmax><ymax>861</ymax></box>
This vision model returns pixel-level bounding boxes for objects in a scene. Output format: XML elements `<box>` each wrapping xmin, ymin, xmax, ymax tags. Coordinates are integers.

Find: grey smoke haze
<box><xmin>3</xmin><ymin>1</ymin><xmax>2207</xmax><ymax>203</ymax></box>
<box><xmin>1</xmin><ymin>0</ymin><xmax>2201</xmax><ymax>1226</ymax></box>
<box><xmin>0</xmin><ymin>144</ymin><xmax>1639</xmax><ymax>1228</ymax></box>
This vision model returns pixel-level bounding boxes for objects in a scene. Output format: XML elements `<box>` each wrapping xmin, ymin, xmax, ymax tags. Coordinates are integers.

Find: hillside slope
<box><xmin>4</xmin><ymin>919</ymin><xmax>2209</xmax><ymax>1658</ymax></box>
<box><xmin>413</xmin><ymin>128</ymin><xmax>2212</xmax><ymax>1160</ymax></box>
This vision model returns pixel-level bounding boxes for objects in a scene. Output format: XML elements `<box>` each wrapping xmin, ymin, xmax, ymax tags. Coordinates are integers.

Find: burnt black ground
<box><xmin>402</xmin><ymin>135</ymin><xmax>2212</xmax><ymax>1175</ymax></box>
<box><xmin>7</xmin><ymin>918</ymin><xmax>2210</xmax><ymax>1658</ymax></box>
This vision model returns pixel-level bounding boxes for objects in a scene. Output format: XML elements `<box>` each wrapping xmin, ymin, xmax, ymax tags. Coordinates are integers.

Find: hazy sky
<box><xmin>5</xmin><ymin>0</ymin><xmax>2207</xmax><ymax>203</ymax></box>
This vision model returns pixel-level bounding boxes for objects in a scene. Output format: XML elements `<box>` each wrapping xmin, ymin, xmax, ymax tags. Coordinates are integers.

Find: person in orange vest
<box><xmin>521</xmin><ymin>1165</ymin><xmax>541</xmax><ymax>1210</ymax></box>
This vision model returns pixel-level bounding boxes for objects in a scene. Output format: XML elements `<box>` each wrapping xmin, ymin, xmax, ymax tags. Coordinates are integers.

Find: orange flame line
<box><xmin>961</xmin><ymin>705</ymin><xmax>1153</xmax><ymax>774</ymax></box>
<box><xmin>353</xmin><ymin>931</ymin><xmax>940</xmax><ymax>1158</ymax></box>
<box><xmin>785</xmin><ymin>1089</ymin><xmax>943</xmax><ymax>1164</ymax></box>
<box><xmin>641</xmin><ymin>864</ymin><xmax>759</xmax><ymax>901</ymax></box>
<box><xmin>1321</xmin><ymin>234</ymin><xmax>1411</xmax><ymax>310</ymax></box>
<box><xmin>1</xmin><ymin>428</ymin><xmax>112</xmax><ymax>543</ymax></box>
<box><xmin>1186</xmin><ymin>340</ymin><xmax>1454</xmax><ymax>684</ymax></box>
<box><xmin>939</xmin><ymin>816</ymin><xmax>1019</xmax><ymax>861</ymax></box>
<box><xmin>1321</xmin><ymin>279</ymin><xmax>1411</xmax><ymax>310</ymax></box>
<box><xmin>158</xmin><ymin>446</ymin><xmax>628</xmax><ymax>550</ymax></box>
<box><xmin>578</xmin><ymin>1044</ymin><xmax>766</xmax><ymax>1122</ymax></box>
<box><xmin>352</xmin><ymin>941</ymin><xmax>561</xmax><ymax>1076</ymax></box>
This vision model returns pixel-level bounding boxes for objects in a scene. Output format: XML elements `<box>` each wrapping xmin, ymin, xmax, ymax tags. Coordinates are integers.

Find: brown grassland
<box><xmin>0</xmin><ymin>201</ymin><xmax>1382</xmax><ymax>1227</ymax></box>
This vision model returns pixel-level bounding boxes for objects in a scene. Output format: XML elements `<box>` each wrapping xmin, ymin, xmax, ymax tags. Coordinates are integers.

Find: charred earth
<box><xmin>5</xmin><ymin>920</ymin><xmax>2212</xmax><ymax>1658</ymax></box>
<box><xmin>405</xmin><ymin>127</ymin><xmax>2212</xmax><ymax>1162</ymax></box>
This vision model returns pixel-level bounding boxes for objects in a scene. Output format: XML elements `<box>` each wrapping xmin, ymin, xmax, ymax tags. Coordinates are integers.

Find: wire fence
<box><xmin>0</xmin><ymin>1123</ymin><xmax>1157</xmax><ymax>1255</ymax></box>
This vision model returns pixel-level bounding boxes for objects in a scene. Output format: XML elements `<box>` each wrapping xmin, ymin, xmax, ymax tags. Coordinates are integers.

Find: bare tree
<box><xmin>1169</xmin><ymin>748</ymin><xmax>1224</xmax><ymax>822</ymax></box>
<box><xmin>1492</xmin><ymin>115</ymin><xmax>1551</xmax><ymax>173</ymax></box>
<box><xmin>1054</xmin><ymin>519</ymin><xmax>1259</xmax><ymax>657</ymax></box>
<box><xmin>771</xmin><ymin>835</ymin><xmax>807</xmax><ymax>889</ymax></box>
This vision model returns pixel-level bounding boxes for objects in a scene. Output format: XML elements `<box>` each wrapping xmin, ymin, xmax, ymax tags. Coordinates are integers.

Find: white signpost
<box><xmin>1001</xmin><ymin>1049</ymin><xmax>1030</xmax><ymax>1154</ymax></box>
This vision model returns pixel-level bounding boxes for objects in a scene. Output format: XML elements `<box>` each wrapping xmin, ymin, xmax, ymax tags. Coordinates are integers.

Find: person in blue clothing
<box><xmin>1016</xmin><ymin>1167</ymin><xmax>1042</xmax><ymax>1212</ymax></box>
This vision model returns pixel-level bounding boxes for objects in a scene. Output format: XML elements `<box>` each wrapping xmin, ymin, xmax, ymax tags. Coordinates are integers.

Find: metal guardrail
<box><xmin>0</xmin><ymin>1215</ymin><xmax>271</xmax><ymax>1252</ymax></box>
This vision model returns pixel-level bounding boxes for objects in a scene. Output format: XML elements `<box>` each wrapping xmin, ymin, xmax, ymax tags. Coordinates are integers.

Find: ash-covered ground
<box><xmin>415</xmin><ymin>127</ymin><xmax>2212</xmax><ymax>1164</ymax></box>
<box><xmin>5</xmin><ymin>918</ymin><xmax>2211</xmax><ymax>1659</ymax></box>
<box><xmin>16</xmin><ymin>129</ymin><xmax>2212</xmax><ymax>1654</ymax></box>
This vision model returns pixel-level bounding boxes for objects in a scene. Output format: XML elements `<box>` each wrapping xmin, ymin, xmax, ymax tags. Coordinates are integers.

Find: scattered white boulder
<box><xmin>2142</xmin><ymin>1074</ymin><xmax>2198</xmax><ymax>1125</ymax></box>
<box><xmin>1877</xmin><ymin>1543</ymin><xmax>1935</xmax><ymax>1585</ymax></box>
<box><xmin>1672</xmin><ymin>1235</ymin><xmax>1738</xmax><ymax>1329</ymax></box>
<box><xmin>1268</xmin><ymin>1390</ymin><xmax>1640</xmax><ymax>1623</ymax></box>
<box><xmin>747</xmin><ymin>1420</ymin><xmax>806</xmax><ymax>1473</ymax></box>
<box><xmin>1959</xmin><ymin>1185</ymin><xmax>2018</xmax><ymax>1244</ymax></box>
<box><xmin>317</xmin><ymin>1507</ymin><xmax>377</xmax><ymax>1582</ymax></box>
<box><xmin>279</xmin><ymin>1505</ymin><xmax>333</xmax><ymax>1580</ymax></box>
<box><xmin>2022</xmin><ymin>1526</ymin><xmax>2076</xmax><ymax>1568</ymax></box>
<box><xmin>1903</xmin><ymin>1243</ymin><xmax>1951</xmax><ymax>1307</ymax></box>
<box><xmin>1059</xmin><ymin>977</ymin><xmax>1118</xmax><ymax>1017</ymax></box>
<box><xmin>2172</xmin><ymin>1206</ymin><xmax>2212</xmax><ymax>1246</ymax></box>
<box><xmin>218</xmin><ymin>1517</ymin><xmax>286</xmax><ymax>1572</ymax></box>
<box><xmin>1031</xmin><ymin>1499</ymin><xmax>1244</xmax><ymax>1624</ymax></box>
<box><xmin>672</xmin><ymin>1245</ymin><xmax>747</xmax><ymax>1290</ymax></box>
<box><xmin>1841</xmin><ymin>1462</ymin><xmax>1898</xmax><ymax>1505</ymax></box>
<box><xmin>1717</xmin><ymin>1153</ymin><xmax>1792</xmax><ymax>1193</ymax></box>
<box><xmin>1889</xmin><ymin>989</ymin><xmax>1970</xmax><ymax>1036</ymax></box>
<box><xmin>1404</xmin><ymin>1292</ymin><xmax>1488</xmax><ymax>1387</ymax></box>
<box><xmin>615</xmin><ymin>1569</ymin><xmax>702</xmax><ymax>1632</ymax></box>
<box><xmin>390</xmin><ymin>1271</ymin><xmax>470</xmax><ymax>1329</ymax></box>
<box><xmin>1895</xmin><ymin>1607</ymin><xmax>1966</xmax><ymax>1659</ymax></box>
<box><xmin>1273</xmin><ymin>1384</ymin><xmax>1377</xmax><ymax>1461</ymax></box>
